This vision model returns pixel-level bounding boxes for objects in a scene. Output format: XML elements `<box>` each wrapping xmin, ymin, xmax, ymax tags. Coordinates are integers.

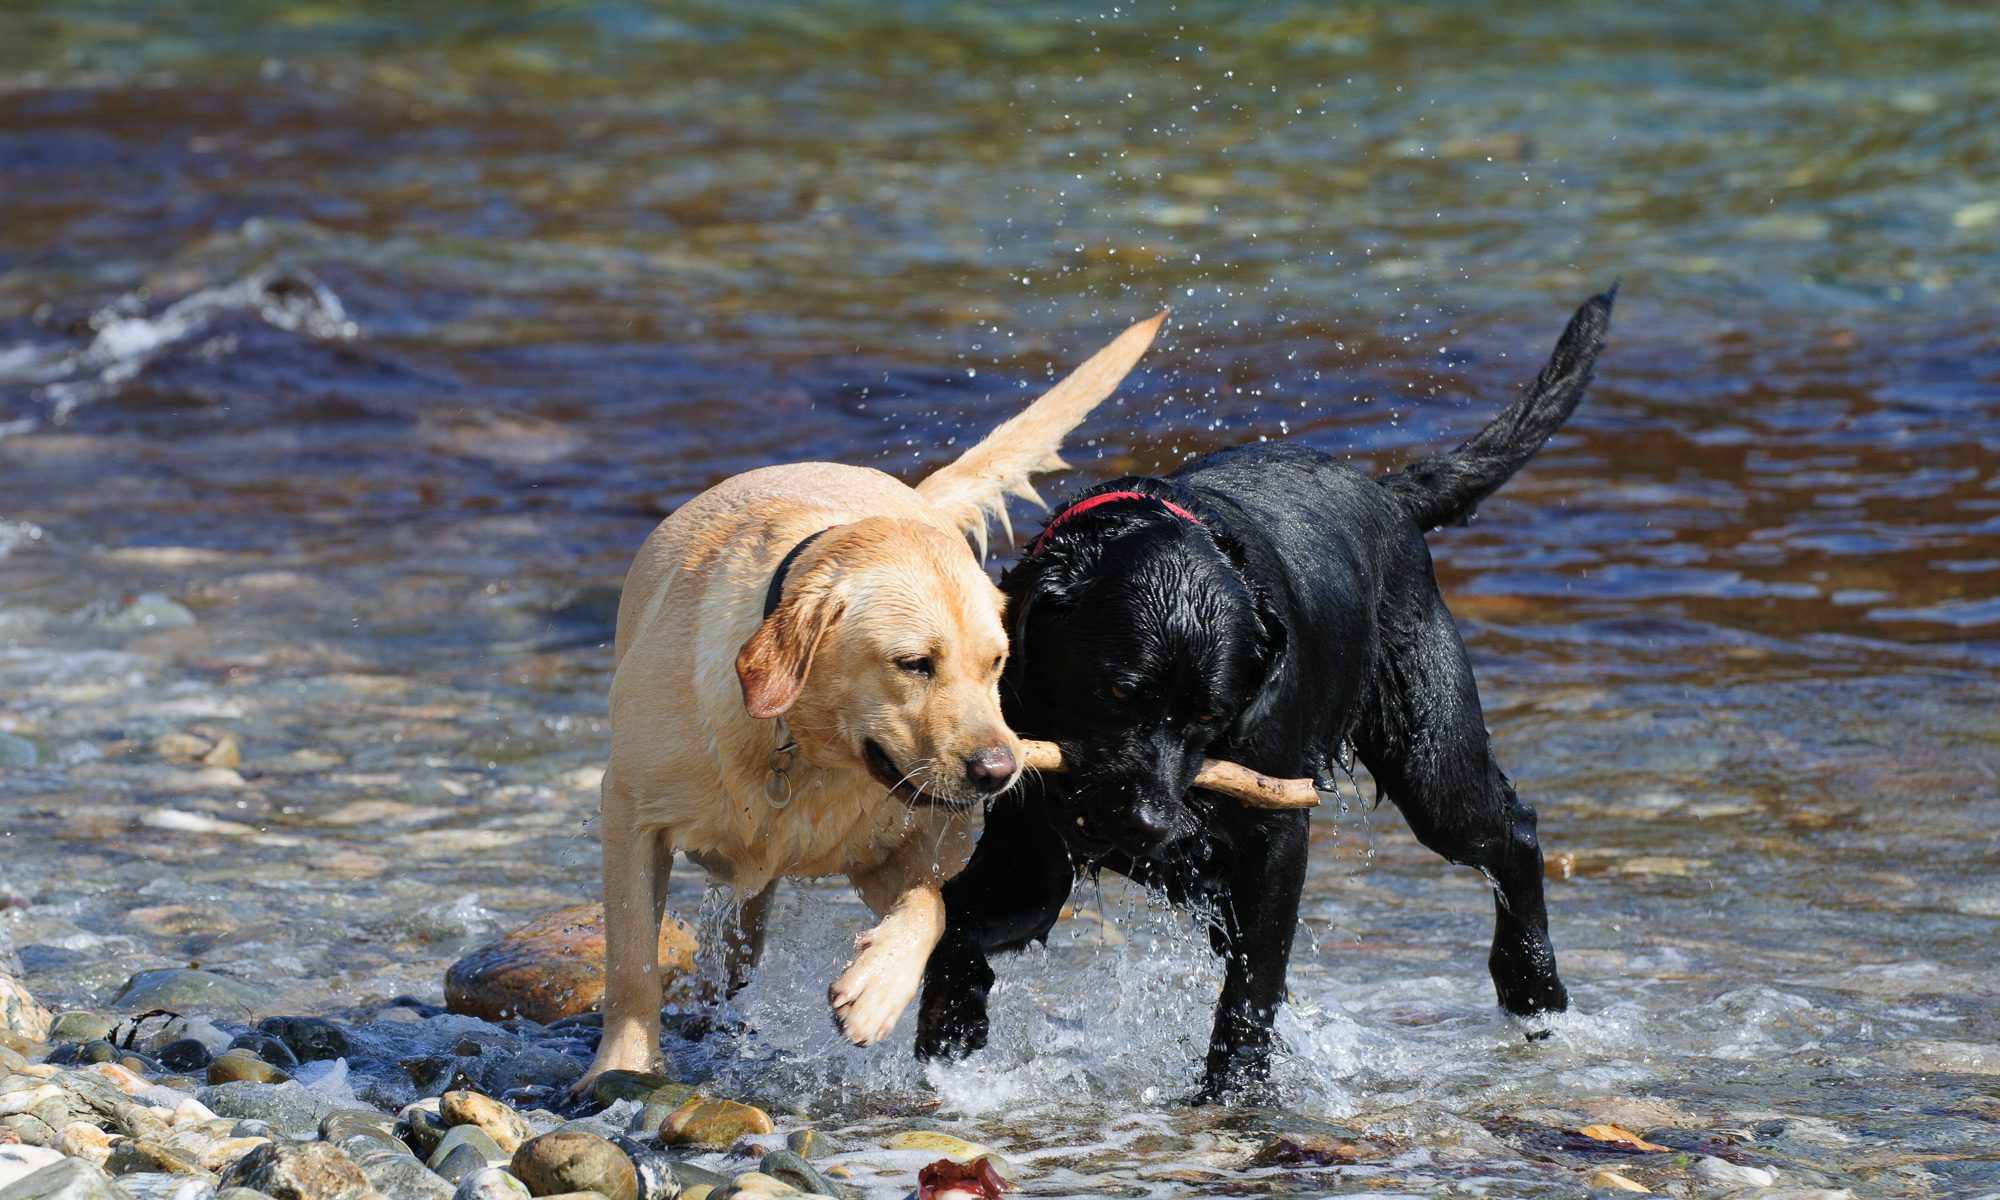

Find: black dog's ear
<box><xmin>1229</xmin><ymin>588</ymin><xmax>1290</xmax><ymax>741</ymax></box>
<box><xmin>1000</xmin><ymin>557</ymin><xmax>1070</xmax><ymax>689</ymax></box>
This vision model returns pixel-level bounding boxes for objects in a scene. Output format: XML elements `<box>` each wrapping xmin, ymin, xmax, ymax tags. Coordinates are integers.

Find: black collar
<box><xmin>764</xmin><ymin>528</ymin><xmax>833</xmax><ymax>618</ymax></box>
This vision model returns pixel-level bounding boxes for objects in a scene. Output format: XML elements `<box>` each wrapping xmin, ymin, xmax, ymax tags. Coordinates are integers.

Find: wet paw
<box><xmin>828</xmin><ymin>933</ymin><xmax>925</xmax><ymax>1047</ymax></box>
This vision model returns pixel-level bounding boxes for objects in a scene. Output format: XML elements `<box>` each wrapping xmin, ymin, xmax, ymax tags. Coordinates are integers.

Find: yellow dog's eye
<box><xmin>896</xmin><ymin>656</ymin><xmax>934</xmax><ymax>679</ymax></box>
<box><xmin>1109</xmin><ymin>683</ymin><xmax>1133</xmax><ymax>701</ymax></box>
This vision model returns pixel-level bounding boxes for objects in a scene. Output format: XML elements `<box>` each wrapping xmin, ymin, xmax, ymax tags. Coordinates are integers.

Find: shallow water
<box><xmin>2</xmin><ymin>2</ymin><xmax>1997</xmax><ymax>1196</ymax></box>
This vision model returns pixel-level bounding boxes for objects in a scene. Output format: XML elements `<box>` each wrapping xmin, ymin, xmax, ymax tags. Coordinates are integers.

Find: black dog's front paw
<box><xmin>1491</xmin><ymin>942</ymin><xmax>1569</xmax><ymax>1018</ymax></box>
<box><xmin>914</xmin><ymin>938</ymin><xmax>995</xmax><ymax>1062</ymax></box>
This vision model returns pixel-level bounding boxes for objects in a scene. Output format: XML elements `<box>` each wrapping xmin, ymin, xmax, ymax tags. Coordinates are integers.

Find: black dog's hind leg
<box><xmin>1197</xmin><ymin>812</ymin><xmax>1310</xmax><ymax>1101</ymax></box>
<box><xmin>1362</xmin><ymin>601</ymin><xmax>1569</xmax><ymax>1019</ymax></box>
<box><xmin>915</xmin><ymin>795</ymin><xmax>1075</xmax><ymax>1062</ymax></box>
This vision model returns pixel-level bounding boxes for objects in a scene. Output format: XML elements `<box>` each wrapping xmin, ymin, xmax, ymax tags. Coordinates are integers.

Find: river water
<box><xmin>2</xmin><ymin>2</ymin><xmax>1997</xmax><ymax>1196</ymax></box>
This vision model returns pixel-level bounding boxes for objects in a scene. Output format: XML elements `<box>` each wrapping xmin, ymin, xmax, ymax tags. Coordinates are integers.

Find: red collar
<box><xmin>1028</xmin><ymin>490</ymin><xmax>1200</xmax><ymax>555</ymax></box>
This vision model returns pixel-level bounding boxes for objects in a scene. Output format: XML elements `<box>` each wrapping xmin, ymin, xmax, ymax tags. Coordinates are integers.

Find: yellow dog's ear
<box><xmin>736</xmin><ymin>585</ymin><xmax>846</xmax><ymax>719</ymax></box>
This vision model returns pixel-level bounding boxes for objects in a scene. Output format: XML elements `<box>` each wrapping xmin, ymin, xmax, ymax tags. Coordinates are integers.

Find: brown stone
<box><xmin>444</xmin><ymin>904</ymin><xmax>696</xmax><ymax>1024</ymax></box>
<box><xmin>439</xmin><ymin>1090</ymin><xmax>531</xmax><ymax>1155</ymax></box>
<box><xmin>659</xmin><ymin>1098</ymin><xmax>773</xmax><ymax>1148</ymax></box>
<box><xmin>509</xmin><ymin>1133</ymin><xmax>636</xmax><ymax>1200</ymax></box>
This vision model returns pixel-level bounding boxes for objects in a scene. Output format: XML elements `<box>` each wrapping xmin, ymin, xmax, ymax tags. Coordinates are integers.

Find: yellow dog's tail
<box><xmin>917</xmin><ymin>310</ymin><xmax>1168</xmax><ymax>556</ymax></box>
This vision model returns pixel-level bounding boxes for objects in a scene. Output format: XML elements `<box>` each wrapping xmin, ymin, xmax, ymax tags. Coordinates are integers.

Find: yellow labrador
<box><xmin>575</xmin><ymin>313</ymin><xmax>1165</xmax><ymax>1093</ymax></box>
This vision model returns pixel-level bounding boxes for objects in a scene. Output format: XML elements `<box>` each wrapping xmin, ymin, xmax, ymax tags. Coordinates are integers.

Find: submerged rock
<box><xmin>508</xmin><ymin>1133</ymin><xmax>636</xmax><ymax>1200</ymax></box>
<box><xmin>112</xmin><ymin>972</ymin><xmax>266</xmax><ymax>1017</ymax></box>
<box><xmin>444</xmin><ymin>905</ymin><xmax>697</xmax><ymax>1025</ymax></box>
<box><xmin>256</xmin><ymin>1020</ymin><xmax>350</xmax><ymax>1065</ymax></box>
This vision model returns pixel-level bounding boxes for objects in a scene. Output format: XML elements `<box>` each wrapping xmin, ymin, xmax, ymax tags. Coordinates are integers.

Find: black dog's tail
<box><xmin>1380</xmin><ymin>287</ymin><xmax>1615</xmax><ymax>531</ymax></box>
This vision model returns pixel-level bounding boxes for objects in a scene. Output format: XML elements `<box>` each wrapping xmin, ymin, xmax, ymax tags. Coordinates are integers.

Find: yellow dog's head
<box><xmin>735</xmin><ymin>517</ymin><xmax>1020</xmax><ymax>809</ymax></box>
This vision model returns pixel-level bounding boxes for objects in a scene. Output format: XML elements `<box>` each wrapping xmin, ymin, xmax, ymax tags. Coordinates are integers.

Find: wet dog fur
<box><xmin>573</xmin><ymin>313</ymin><xmax>1165</xmax><ymax>1097</ymax></box>
<box><xmin>915</xmin><ymin>291</ymin><xmax>1614</xmax><ymax>1100</ymax></box>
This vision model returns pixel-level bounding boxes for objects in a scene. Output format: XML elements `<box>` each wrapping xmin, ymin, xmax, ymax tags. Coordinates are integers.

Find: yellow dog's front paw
<box><xmin>828</xmin><ymin>932</ymin><xmax>924</xmax><ymax>1047</ymax></box>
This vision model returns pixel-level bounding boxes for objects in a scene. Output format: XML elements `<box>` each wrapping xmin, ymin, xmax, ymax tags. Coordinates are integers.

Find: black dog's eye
<box><xmin>896</xmin><ymin>656</ymin><xmax>935</xmax><ymax>679</ymax></box>
<box><xmin>1109</xmin><ymin>682</ymin><xmax>1133</xmax><ymax>702</ymax></box>
<box><xmin>1197</xmin><ymin>713</ymin><xmax>1215</xmax><ymax>724</ymax></box>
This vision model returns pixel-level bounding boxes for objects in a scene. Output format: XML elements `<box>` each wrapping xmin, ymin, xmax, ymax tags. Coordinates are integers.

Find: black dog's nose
<box><xmin>1113</xmin><ymin>802</ymin><xmax>1175</xmax><ymax>848</ymax></box>
<box><xmin>964</xmin><ymin>745</ymin><xmax>1018</xmax><ymax>793</ymax></box>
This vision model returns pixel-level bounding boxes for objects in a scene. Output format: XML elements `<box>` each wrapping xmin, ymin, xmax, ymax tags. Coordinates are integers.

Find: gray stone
<box><xmin>213</xmin><ymin>1190</ymin><xmax>277</xmax><ymax>1200</ymax></box>
<box><xmin>600</xmin><ymin>1137</ymin><xmax>675</xmax><ymax>1200</ymax></box>
<box><xmin>255</xmin><ymin>1020</ymin><xmax>349</xmax><ymax>1065</ymax></box>
<box><xmin>508</xmin><ymin>1134</ymin><xmax>636</xmax><ymax>1200</ymax></box>
<box><xmin>357</xmin><ymin>1157</ymin><xmax>451</xmax><ymax>1200</ymax></box>
<box><xmin>113</xmin><ymin>972</ymin><xmax>266</xmax><ymax>1016</ymax></box>
<box><xmin>424</xmin><ymin>1130</ymin><xmax>505</xmax><ymax>1185</ymax></box>
<box><xmin>779</xmin><ymin>1132</ymin><xmax>832</xmax><ymax>1162</ymax></box>
<box><xmin>196</xmin><ymin>1083</ymin><xmax>328</xmax><ymax>1139</ymax></box>
<box><xmin>320</xmin><ymin>1114</ymin><xmax>396</xmax><ymax>1143</ymax></box>
<box><xmin>755</xmin><ymin>1154</ymin><xmax>828</xmax><ymax>1200</ymax></box>
<box><xmin>0</xmin><ymin>1158</ymin><xmax>132</xmax><ymax>1200</ymax></box>
<box><xmin>397</xmin><ymin>1111</ymin><xmax>446</xmax><ymax>1160</ymax></box>
<box><xmin>46</xmin><ymin>1014</ymin><xmax>112</xmax><ymax>1045</ymax></box>
<box><xmin>105</xmin><ymin>1141</ymin><xmax>212</xmax><ymax>1178</ymax></box>
<box><xmin>218</xmin><ymin>1144</ymin><xmax>367</xmax><ymax>1200</ymax></box>
<box><xmin>0</xmin><ymin>733</ymin><xmax>37</xmax><ymax>770</ymax></box>
<box><xmin>448</xmin><ymin>1169</ymin><xmax>528</xmax><ymax>1200</ymax></box>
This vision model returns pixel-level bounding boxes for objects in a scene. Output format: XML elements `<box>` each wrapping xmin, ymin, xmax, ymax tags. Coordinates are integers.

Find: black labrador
<box><xmin>915</xmin><ymin>290</ymin><xmax>1614</xmax><ymax>1100</ymax></box>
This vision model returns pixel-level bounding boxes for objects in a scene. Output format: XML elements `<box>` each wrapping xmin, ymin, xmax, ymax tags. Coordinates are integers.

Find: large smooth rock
<box><xmin>0</xmin><ymin>1148</ymin><xmax>66</xmax><ymax>1191</ymax></box>
<box><xmin>508</xmin><ymin>1134</ymin><xmax>636</xmax><ymax>1200</ymax></box>
<box><xmin>0</xmin><ymin>1158</ymin><xmax>131</xmax><ymax>1200</ymax></box>
<box><xmin>444</xmin><ymin>906</ymin><xmax>696</xmax><ymax>1025</ymax></box>
<box><xmin>196</xmin><ymin>1083</ymin><xmax>327</xmax><ymax>1139</ymax></box>
<box><xmin>218</xmin><ymin>1143</ymin><xmax>367</xmax><ymax>1200</ymax></box>
<box><xmin>0</xmin><ymin>979</ymin><xmax>51</xmax><ymax>1043</ymax></box>
<box><xmin>111</xmin><ymin>972</ymin><xmax>266</xmax><ymax>1017</ymax></box>
<box><xmin>357</xmin><ymin>1155</ymin><xmax>452</xmax><ymax>1200</ymax></box>
<box><xmin>658</xmin><ymin>1101</ymin><xmax>769</xmax><ymax>1151</ymax></box>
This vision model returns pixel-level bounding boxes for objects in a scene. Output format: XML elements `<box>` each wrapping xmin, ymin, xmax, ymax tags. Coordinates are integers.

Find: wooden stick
<box><xmin>1018</xmin><ymin>739</ymin><xmax>1320</xmax><ymax>810</ymax></box>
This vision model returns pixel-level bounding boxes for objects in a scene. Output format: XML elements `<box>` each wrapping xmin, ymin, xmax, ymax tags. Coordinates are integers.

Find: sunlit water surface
<box><xmin>2</xmin><ymin>3</ymin><xmax>1996</xmax><ymax>1196</ymax></box>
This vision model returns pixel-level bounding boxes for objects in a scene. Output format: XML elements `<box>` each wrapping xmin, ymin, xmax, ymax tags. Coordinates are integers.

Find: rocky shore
<box><xmin>1</xmin><ymin>951</ymin><xmax>1022</xmax><ymax>1200</ymax></box>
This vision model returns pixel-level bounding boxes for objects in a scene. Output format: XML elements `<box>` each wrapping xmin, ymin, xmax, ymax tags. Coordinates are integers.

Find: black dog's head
<box><xmin>1001</xmin><ymin>486</ymin><xmax>1287</xmax><ymax>858</ymax></box>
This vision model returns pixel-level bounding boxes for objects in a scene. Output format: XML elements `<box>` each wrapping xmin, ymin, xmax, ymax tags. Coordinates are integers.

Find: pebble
<box><xmin>256</xmin><ymin>1021</ymin><xmax>349</xmax><ymax>1066</ymax></box>
<box><xmin>0</xmin><ymin>981</ymin><xmax>51</xmax><ymax>1044</ymax></box>
<box><xmin>0</xmin><ymin>733</ymin><xmax>37</xmax><ymax>770</ymax></box>
<box><xmin>218</xmin><ymin>1143</ymin><xmax>368</xmax><ymax>1200</ymax></box>
<box><xmin>1588</xmin><ymin>1170</ymin><xmax>1648</xmax><ymax>1192</ymax></box>
<box><xmin>356</xmin><ymin>1156</ymin><xmax>451</xmax><ymax>1200</ymax></box>
<box><xmin>450</xmin><ymin>1168</ymin><xmax>529</xmax><ymax>1200</ymax></box>
<box><xmin>398</xmin><ymin>1110</ymin><xmax>447</xmax><ymax>1160</ymax></box>
<box><xmin>444</xmin><ymin>906</ymin><xmax>696</xmax><ymax>1025</ymax></box>
<box><xmin>437</xmin><ymin>1094</ymin><xmax>528</xmax><ymax>1158</ymax></box>
<box><xmin>508</xmin><ymin>1133</ymin><xmax>636</xmax><ymax>1200</ymax></box>
<box><xmin>754</xmin><ymin>1153</ymin><xmax>829</xmax><ymax>1199</ymax></box>
<box><xmin>56</xmin><ymin>1125</ymin><xmax>113</xmax><ymax>1166</ymax></box>
<box><xmin>112</xmin><ymin>973</ymin><xmax>266</xmax><ymax>1017</ymax></box>
<box><xmin>586</xmin><ymin>1076</ymin><xmax>694</xmax><ymax>1114</ymax></box>
<box><xmin>155</xmin><ymin>1045</ymin><xmax>211</xmax><ymax>1075</ymax></box>
<box><xmin>105</xmin><ymin>1141</ymin><xmax>213</xmax><ymax>1179</ymax></box>
<box><xmin>223</xmin><ymin>1037</ymin><xmax>296</xmax><ymax>1072</ymax></box>
<box><xmin>46</xmin><ymin>1017</ymin><xmax>113</xmax><ymax>1046</ymax></box>
<box><xmin>192</xmin><ymin>1141</ymin><xmax>270</xmax><ymax>1176</ymax></box>
<box><xmin>779</xmin><ymin>1134</ymin><xmax>829</xmax><ymax>1162</ymax></box>
<box><xmin>0</xmin><ymin>1157</ymin><xmax>131</xmax><ymax>1200</ymax></box>
<box><xmin>1</xmin><ymin>1148</ymin><xmax>66</xmax><ymax>1191</ymax></box>
<box><xmin>597</xmin><ymin>1137</ymin><xmax>674</xmax><ymax>1200</ymax></box>
<box><xmin>425</xmin><ymin>1129</ymin><xmax>507</xmax><ymax>1184</ymax></box>
<box><xmin>1692</xmin><ymin>1157</ymin><xmax>1776</xmax><ymax>1188</ymax></box>
<box><xmin>657</xmin><ymin>1102</ymin><xmax>770</xmax><ymax>1150</ymax></box>
<box><xmin>880</xmin><ymin>1132</ymin><xmax>990</xmax><ymax>1161</ymax></box>
<box><xmin>206</xmin><ymin>1055</ymin><xmax>289</xmax><ymax>1087</ymax></box>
